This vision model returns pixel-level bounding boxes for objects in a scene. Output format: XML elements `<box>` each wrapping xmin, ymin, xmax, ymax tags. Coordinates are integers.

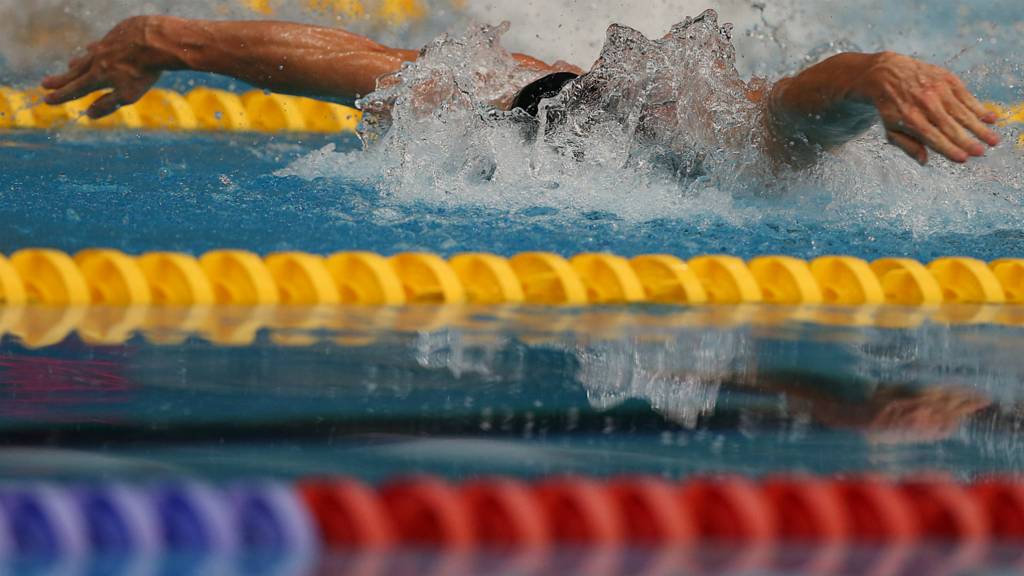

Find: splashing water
<box><xmin>344</xmin><ymin>12</ymin><xmax>775</xmax><ymax>198</ymax></box>
<box><xmin>534</xmin><ymin>12</ymin><xmax>768</xmax><ymax>186</ymax></box>
<box><xmin>279</xmin><ymin>9</ymin><xmax>1024</xmax><ymax>240</ymax></box>
<box><xmin>281</xmin><ymin>12</ymin><xmax>775</xmax><ymax>222</ymax></box>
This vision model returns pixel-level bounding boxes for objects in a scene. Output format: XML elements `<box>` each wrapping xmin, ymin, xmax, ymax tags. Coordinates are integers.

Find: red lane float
<box><xmin>533</xmin><ymin>477</ymin><xmax>625</xmax><ymax>545</ymax></box>
<box><xmin>900</xmin><ymin>478</ymin><xmax>988</xmax><ymax>541</ymax></box>
<box><xmin>299</xmin><ymin>479</ymin><xmax>395</xmax><ymax>549</ymax></box>
<box><xmin>607</xmin><ymin>476</ymin><xmax>696</xmax><ymax>545</ymax></box>
<box><xmin>762</xmin><ymin>476</ymin><xmax>849</xmax><ymax>541</ymax></box>
<box><xmin>461</xmin><ymin>478</ymin><xmax>549</xmax><ymax>548</ymax></box>
<box><xmin>679</xmin><ymin>476</ymin><xmax>776</xmax><ymax>541</ymax></box>
<box><xmin>832</xmin><ymin>476</ymin><xmax>919</xmax><ymax>541</ymax></box>
<box><xmin>378</xmin><ymin>477</ymin><xmax>475</xmax><ymax>549</ymax></box>
<box><xmin>972</xmin><ymin>478</ymin><xmax>1024</xmax><ymax>539</ymax></box>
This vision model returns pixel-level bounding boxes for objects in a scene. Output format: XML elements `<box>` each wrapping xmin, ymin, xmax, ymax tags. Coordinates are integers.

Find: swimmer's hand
<box><xmin>42</xmin><ymin>16</ymin><xmax>175</xmax><ymax>118</ymax></box>
<box><xmin>767</xmin><ymin>52</ymin><xmax>1000</xmax><ymax>166</ymax></box>
<box><xmin>858</xmin><ymin>52</ymin><xmax>1000</xmax><ymax>164</ymax></box>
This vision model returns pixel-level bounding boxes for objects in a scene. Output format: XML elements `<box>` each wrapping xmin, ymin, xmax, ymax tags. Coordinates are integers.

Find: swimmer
<box><xmin>42</xmin><ymin>15</ymin><xmax>1001</xmax><ymax>167</ymax></box>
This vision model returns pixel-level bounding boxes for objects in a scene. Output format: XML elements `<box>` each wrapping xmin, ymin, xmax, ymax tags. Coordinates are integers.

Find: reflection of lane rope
<box><xmin>0</xmin><ymin>249</ymin><xmax>1020</xmax><ymax>348</ymax></box>
<box><xmin>0</xmin><ymin>475</ymin><xmax>1019</xmax><ymax>563</ymax></box>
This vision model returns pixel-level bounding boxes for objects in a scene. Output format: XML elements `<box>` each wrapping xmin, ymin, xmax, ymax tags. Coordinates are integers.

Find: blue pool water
<box><xmin>0</xmin><ymin>131</ymin><xmax>1021</xmax><ymax>262</ymax></box>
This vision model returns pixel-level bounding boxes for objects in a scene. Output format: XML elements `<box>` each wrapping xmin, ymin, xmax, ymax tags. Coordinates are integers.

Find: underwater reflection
<box><xmin>0</xmin><ymin>303</ymin><xmax>1019</xmax><ymax>440</ymax></box>
<box><xmin>0</xmin><ymin>304</ymin><xmax>1020</xmax><ymax>477</ymax></box>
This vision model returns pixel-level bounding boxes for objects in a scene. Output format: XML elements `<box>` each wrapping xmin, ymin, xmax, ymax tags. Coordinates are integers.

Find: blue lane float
<box><xmin>0</xmin><ymin>484</ymin><xmax>88</xmax><ymax>558</ymax></box>
<box><xmin>227</xmin><ymin>481</ymin><xmax>320</xmax><ymax>555</ymax></box>
<box><xmin>151</xmin><ymin>482</ymin><xmax>239</xmax><ymax>555</ymax></box>
<box><xmin>75</xmin><ymin>484</ymin><xmax>163</xmax><ymax>555</ymax></box>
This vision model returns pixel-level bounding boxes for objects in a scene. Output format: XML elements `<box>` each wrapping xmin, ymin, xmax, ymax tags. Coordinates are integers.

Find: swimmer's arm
<box><xmin>761</xmin><ymin>52</ymin><xmax>1000</xmax><ymax>166</ymax></box>
<box><xmin>43</xmin><ymin>15</ymin><xmax>574</xmax><ymax>117</ymax></box>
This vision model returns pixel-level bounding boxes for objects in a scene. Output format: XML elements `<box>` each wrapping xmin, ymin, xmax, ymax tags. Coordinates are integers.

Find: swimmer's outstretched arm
<box><xmin>763</xmin><ymin>52</ymin><xmax>1000</xmax><ymax>165</ymax></box>
<box><xmin>42</xmin><ymin>15</ymin><xmax>571</xmax><ymax>118</ymax></box>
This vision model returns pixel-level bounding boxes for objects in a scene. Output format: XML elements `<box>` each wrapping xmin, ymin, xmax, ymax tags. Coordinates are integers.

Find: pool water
<box><xmin>0</xmin><ymin>131</ymin><xmax>1020</xmax><ymax>261</ymax></box>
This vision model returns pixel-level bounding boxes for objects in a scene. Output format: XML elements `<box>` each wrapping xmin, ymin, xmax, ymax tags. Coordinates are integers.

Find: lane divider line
<box><xmin>0</xmin><ymin>87</ymin><xmax>361</xmax><ymax>133</ymax></box>
<box><xmin>0</xmin><ymin>249</ymin><xmax>1020</xmax><ymax>347</ymax></box>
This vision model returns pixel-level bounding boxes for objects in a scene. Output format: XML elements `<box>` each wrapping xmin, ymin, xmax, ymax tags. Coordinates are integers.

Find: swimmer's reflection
<box><xmin>571</xmin><ymin>339</ymin><xmax>990</xmax><ymax>444</ymax></box>
<box><xmin>744</xmin><ymin>375</ymin><xmax>991</xmax><ymax>444</ymax></box>
<box><xmin>267</xmin><ymin>318</ymin><xmax>995</xmax><ymax>444</ymax></box>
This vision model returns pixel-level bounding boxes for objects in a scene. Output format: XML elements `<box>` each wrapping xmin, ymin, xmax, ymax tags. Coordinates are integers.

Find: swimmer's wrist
<box><xmin>844</xmin><ymin>52</ymin><xmax>895</xmax><ymax>105</ymax></box>
<box><xmin>144</xmin><ymin>15</ymin><xmax>202</xmax><ymax>71</ymax></box>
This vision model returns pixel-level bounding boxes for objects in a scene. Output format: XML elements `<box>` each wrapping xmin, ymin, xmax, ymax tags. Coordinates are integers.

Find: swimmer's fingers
<box><xmin>85</xmin><ymin>82</ymin><xmax>150</xmax><ymax>119</ymax></box>
<box><xmin>918</xmin><ymin>91</ymin><xmax>986</xmax><ymax>158</ymax></box>
<box><xmin>947</xmin><ymin>75</ymin><xmax>999</xmax><ymax>124</ymax></box>
<box><xmin>41</xmin><ymin>54</ymin><xmax>93</xmax><ymax>91</ymax></box>
<box><xmin>900</xmin><ymin>109</ymin><xmax>970</xmax><ymax>163</ymax></box>
<box><xmin>943</xmin><ymin>90</ymin><xmax>1001</xmax><ymax>147</ymax></box>
<box><xmin>43</xmin><ymin>72</ymin><xmax>105</xmax><ymax>107</ymax></box>
<box><xmin>84</xmin><ymin>91</ymin><xmax>123</xmax><ymax>119</ymax></box>
<box><xmin>886</xmin><ymin>129</ymin><xmax>928</xmax><ymax>165</ymax></box>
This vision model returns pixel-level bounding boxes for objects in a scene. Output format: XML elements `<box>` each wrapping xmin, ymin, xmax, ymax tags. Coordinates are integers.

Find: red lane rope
<box><xmin>762</xmin><ymin>476</ymin><xmax>849</xmax><ymax>541</ymax></box>
<box><xmin>680</xmin><ymin>476</ymin><xmax>776</xmax><ymax>541</ymax></box>
<box><xmin>607</xmin><ymin>476</ymin><xmax>696</xmax><ymax>545</ymax></box>
<box><xmin>972</xmin><ymin>478</ymin><xmax>1024</xmax><ymax>538</ymax></box>
<box><xmin>299</xmin><ymin>475</ymin><xmax>1024</xmax><ymax>551</ymax></box>
<box><xmin>533</xmin><ymin>476</ymin><xmax>624</xmax><ymax>545</ymax></box>
<box><xmin>461</xmin><ymin>478</ymin><xmax>549</xmax><ymax>548</ymax></box>
<box><xmin>832</xmin><ymin>475</ymin><xmax>919</xmax><ymax>542</ymax></box>
<box><xmin>298</xmin><ymin>479</ymin><xmax>395</xmax><ymax>549</ymax></box>
<box><xmin>377</xmin><ymin>477</ymin><xmax>475</xmax><ymax>549</ymax></box>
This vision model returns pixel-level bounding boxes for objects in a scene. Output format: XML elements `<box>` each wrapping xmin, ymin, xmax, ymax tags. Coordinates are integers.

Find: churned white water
<box><xmin>277</xmin><ymin>7</ymin><xmax>1023</xmax><ymax>237</ymax></box>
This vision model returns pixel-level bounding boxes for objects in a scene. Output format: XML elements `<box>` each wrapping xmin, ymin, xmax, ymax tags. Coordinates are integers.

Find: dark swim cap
<box><xmin>510</xmin><ymin>72</ymin><xmax>580</xmax><ymax>117</ymax></box>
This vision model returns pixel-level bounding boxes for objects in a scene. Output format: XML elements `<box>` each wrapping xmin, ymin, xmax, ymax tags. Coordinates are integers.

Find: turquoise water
<box><xmin>0</xmin><ymin>131</ymin><xmax>1020</xmax><ymax>261</ymax></box>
